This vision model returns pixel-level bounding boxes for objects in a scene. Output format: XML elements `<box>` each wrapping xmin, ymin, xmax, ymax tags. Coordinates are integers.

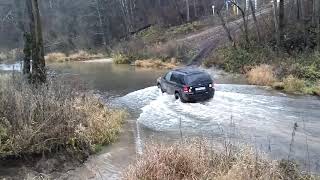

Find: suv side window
<box><xmin>165</xmin><ymin>72</ymin><xmax>172</xmax><ymax>81</ymax></box>
<box><xmin>171</xmin><ymin>72</ymin><xmax>184</xmax><ymax>85</ymax></box>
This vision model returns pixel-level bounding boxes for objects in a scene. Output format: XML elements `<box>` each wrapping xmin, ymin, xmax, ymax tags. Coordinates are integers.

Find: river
<box><xmin>1</xmin><ymin>61</ymin><xmax>320</xmax><ymax>179</ymax></box>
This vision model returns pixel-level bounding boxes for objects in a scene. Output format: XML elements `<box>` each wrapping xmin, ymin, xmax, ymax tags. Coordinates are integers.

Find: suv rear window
<box><xmin>185</xmin><ymin>73</ymin><xmax>212</xmax><ymax>84</ymax></box>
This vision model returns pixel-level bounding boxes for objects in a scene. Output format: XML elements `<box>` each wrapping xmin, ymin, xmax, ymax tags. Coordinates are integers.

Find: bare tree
<box><xmin>95</xmin><ymin>0</ymin><xmax>107</xmax><ymax>47</ymax></box>
<box><xmin>318</xmin><ymin>0</ymin><xmax>320</xmax><ymax>51</ymax></box>
<box><xmin>186</xmin><ymin>0</ymin><xmax>190</xmax><ymax>22</ymax></box>
<box><xmin>249</xmin><ymin>0</ymin><xmax>261</xmax><ymax>43</ymax></box>
<box><xmin>216</xmin><ymin>10</ymin><xmax>235</xmax><ymax>47</ymax></box>
<box><xmin>273</xmin><ymin>0</ymin><xmax>280</xmax><ymax>48</ymax></box>
<box><xmin>14</xmin><ymin>0</ymin><xmax>31</xmax><ymax>76</ymax></box>
<box><xmin>296</xmin><ymin>0</ymin><xmax>301</xmax><ymax>20</ymax></box>
<box><xmin>27</xmin><ymin>0</ymin><xmax>46</xmax><ymax>83</ymax></box>
<box><xmin>193</xmin><ymin>0</ymin><xmax>197</xmax><ymax>18</ymax></box>
<box><xmin>279</xmin><ymin>0</ymin><xmax>285</xmax><ymax>42</ymax></box>
<box><xmin>230</xmin><ymin>0</ymin><xmax>250</xmax><ymax>46</ymax></box>
<box><xmin>312</xmin><ymin>0</ymin><xmax>316</xmax><ymax>26</ymax></box>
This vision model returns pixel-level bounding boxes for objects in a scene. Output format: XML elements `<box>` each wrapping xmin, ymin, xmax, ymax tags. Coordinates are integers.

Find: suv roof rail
<box><xmin>173</xmin><ymin>67</ymin><xmax>204</xmax><ymax>75</ymax></box>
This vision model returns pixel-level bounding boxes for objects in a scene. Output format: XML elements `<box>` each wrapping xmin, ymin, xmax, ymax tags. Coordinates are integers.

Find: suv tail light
<box><xmin>183</xmin><ymin>86</ymin><xmax>192</xmax><ymax>93</ymax></box>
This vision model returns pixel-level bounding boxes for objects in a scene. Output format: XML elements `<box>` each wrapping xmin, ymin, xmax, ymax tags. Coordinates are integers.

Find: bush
<box><xmin>247</xmin><ymin>65</ymin><xmax>276</xmax><ymax>86</ymax></box>
<box><xmin>45</xmin><ymin>52</ymin><xmax>67</xmax><ymax>62</ymax></box>
<box><xmin>0</xmin><ymin>75</ymin><xmax>126</xmax><ymax>159</ymax></box>
<box><xmin>136</xmin><ymin>26</ymin><xmax>166</xmax><ymax>44</ymax></box>
<box><xmin>283</xmin><ymin>75</ymin><xmax>306</xmax><ymax>93</ymax></box>
<box><xmin>45</xmin><ymin>51</ymin><xmax>105</xmax><ymax>62</ymax></box>
<box><xmin>304</xmin><ymin>81</ymin><xmax>320</xmax><ymax>96</ymax></box>
<box><xmin>68</xmin><ymin>50</ymin><xmax>104</xmax><ymax>61</ymax></box>
<box><xmin>125</xmin><ymin>140</ymin><xmax>311</xmax><ymax>180</ymax></box>
<box><xmin>134</xmin><ymin>59</ymin><xmax>178</xmax><ymax>69</ymax></box>
<box><xmin>203</xmin><ymin>46</ymin><xmax>273</xmax><ymax>73</ymax></box>
<box><xmin>112</xmin><ymin>53</ymin><xmax>131</xmax><ymax>64</ymax></box>
<box><xmin>0</xmin><ymin>49</ymin><xmax>22</xmax><ymax>63</ymax></box>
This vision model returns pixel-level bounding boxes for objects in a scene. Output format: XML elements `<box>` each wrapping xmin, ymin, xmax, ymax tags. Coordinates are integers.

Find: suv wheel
<box><xmin>175</xmin><ymin>92</ymin><xmax>187</xmax><ymax>103</ymax></box>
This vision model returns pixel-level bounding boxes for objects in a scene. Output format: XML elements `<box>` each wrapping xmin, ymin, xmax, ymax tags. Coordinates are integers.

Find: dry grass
<box><xmin>0</xmin><ymin>75</ymin><xmax>126</xmax><ymax>159</ymax></box>
<box><xmin>125</xmin><ymin>140</ymin><xmax>309</xmax><ymax>180</ymax></box>
<box><xmin>134</xmin><ymin>59</ymin><xmax>179</xmax><ymax>69</ymax></box>
<box><xmin>45</xmin><ymin>52</ymin><xmax>67</xmax><ymax>62</ymax></box>
<box><xmin>0</xmin><ymin>49</ymin><xmax>22</xmax><ymax>63</ymax></box>
<box><xmin>45</xmin><ymin>51</ymin><xmax>105</xmax><ymax>62</ymax></box>
<box><xmin>112</xmin><ymin>53</ymin><xmax>131</xmax><ymax>64</ymax></box>
<box><xmin>247</xmin><ymin>65</ymin><xmax>276</xmax><ymax>86</ymax></box>
<box><xmin>283</xmin><ymin>75</ymin><xmax>306</xmax><ymax>93</ymax></box>
<box><xmin>68</xmin><ymin>50</ymin><xmax>104</xmax><ymax>61</ymax></box>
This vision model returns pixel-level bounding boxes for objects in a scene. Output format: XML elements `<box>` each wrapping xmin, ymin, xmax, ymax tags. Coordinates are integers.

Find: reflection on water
<box><xmin>49</xmin><ymin>62</ymin><xmax>166</xmax><ymax>96</ymax></box>
<box><xmin>0</xmin><ymin>63</ymin><xmax>21</xmax><ymax>71</ymax></box>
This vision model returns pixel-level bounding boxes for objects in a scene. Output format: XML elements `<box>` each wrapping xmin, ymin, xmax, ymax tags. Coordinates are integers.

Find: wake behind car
<box><xmin>157</xmin><ymin>68</ymin><xmax>215</xmax><ymax>103</ymax></box>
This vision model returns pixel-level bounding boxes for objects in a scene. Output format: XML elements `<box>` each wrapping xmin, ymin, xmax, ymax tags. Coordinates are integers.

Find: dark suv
<box><xmin>157</xmin><ymin>68</ymin><xmax>215</xmax><ymax>102</ymax></box>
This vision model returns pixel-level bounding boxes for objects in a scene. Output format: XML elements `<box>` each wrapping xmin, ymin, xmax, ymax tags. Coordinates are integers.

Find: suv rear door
<box><xmin>185</xmin><ymin>73</ymin><xmax>212</xmax><ymax>94</ymax></box>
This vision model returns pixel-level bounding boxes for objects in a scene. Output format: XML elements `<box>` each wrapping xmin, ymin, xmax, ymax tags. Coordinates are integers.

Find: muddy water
<box><xmin>1</xmin><ymin>61</ymin><xmax>320</xmax><ymax>178</ymax></box>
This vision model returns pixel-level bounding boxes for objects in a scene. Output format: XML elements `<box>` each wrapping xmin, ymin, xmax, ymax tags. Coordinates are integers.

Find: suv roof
<box><xmin>173</xmin><ymin>68</ymin><xmax>205</xmax><ymax>75</ymax></box>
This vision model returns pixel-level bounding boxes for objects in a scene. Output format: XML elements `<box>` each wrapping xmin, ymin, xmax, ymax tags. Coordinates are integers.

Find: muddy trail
<box><xmin>181</xmin><ymin>7</ymin><xmax>272</xmax><ymax>66</ymax></box>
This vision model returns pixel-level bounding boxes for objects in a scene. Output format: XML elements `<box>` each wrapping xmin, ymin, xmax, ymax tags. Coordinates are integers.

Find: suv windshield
<box><xmin>185</xmin><ymin>73</ymin><xmax>212</xmax><ymax>85</ymax></box>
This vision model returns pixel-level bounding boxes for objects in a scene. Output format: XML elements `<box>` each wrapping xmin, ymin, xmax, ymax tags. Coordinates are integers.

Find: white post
<box><xmin>246</xmin><ymin>0</ymin><xmax>249</xmax><ymax>11</ymax></box>
<box><xmin>226</xmin><ymin>1</ymin><xmax>229</xmax><ymax>11</ymax></box>
<box><xmin>255</xmin><ymin>0</ymin><xmax>257</xmax><ymax>10</ymax></box>
<box><xmin>212</xmin><ymin>5</ymin><xmax>215</xmax><ymax>14</ymax></box>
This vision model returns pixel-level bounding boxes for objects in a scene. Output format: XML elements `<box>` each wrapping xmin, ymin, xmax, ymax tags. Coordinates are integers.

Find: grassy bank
<box><xmin>110</xmin><ymin>21</ymin><xmax>211</xmax><ymax>67</ymax></box>
<box><xmin>203</xmin><ymin>45</ymin><xmax>320</xmax><ymax>95</ymax></box>
<box><xmin>45</xmin><ymin>50</ymin><xmax>107</xmax><ymax>62</ymax></box>
<box><xmin>0</xmin><ymin>49</ymin><xmax>22</xmax><ymax>63</ymax></box>
<box><xmin>125</xmin><ymin>140</ymin><xmax>315</xmax><ymax>180</ymax></box>
<box><xmin>0</xmin><ymin>75</ymin><xmax>126</xmax><ymax>161</ymax></box>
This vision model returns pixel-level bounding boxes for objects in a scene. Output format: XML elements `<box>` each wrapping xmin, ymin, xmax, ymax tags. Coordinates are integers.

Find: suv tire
<box><xmin>175</xmin><ymin>92</ymin><xmax>187</xmax><ymax>103</ymax></box>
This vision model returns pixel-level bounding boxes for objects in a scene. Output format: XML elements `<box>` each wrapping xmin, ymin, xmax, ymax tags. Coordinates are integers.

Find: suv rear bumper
<box><xmin>182</xmin><ymin>89</ymin><xmax>215</xmax><ymax>102</ymax></box>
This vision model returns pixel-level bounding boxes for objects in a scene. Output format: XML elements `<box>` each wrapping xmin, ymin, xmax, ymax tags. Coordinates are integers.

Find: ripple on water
<box><xmin>118</xmin><ymin>85</ymin><xmax>320</xmax><ymax>172</ymax></box>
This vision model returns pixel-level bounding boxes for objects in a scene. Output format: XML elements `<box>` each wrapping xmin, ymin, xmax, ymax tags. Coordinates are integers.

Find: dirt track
<box><xmin>176</xmin><ymin>7</ymin><xmax>272</xmax><ymax>66</ymax></box>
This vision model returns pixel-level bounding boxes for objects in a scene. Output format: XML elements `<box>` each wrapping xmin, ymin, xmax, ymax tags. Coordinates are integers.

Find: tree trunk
<box><xmin>15</xmin><ymin>0</ymin><xmax>31</xmax><ymax>77</ymax></box>
<box><xmin>273</xmin><ymin>0</ymin><xmax>280</xmax><ymax>48</ymax></box>
<box><xmin>318</xmin><ymin>0</ymin><xmax>320</xmax><ymax>51</ymax></box>
<box><xmin>249</xmin><ymin>0</ymin><xmax>261</xmax><ymax>43</ymax></box>
<box><xmin>231</xmin><ymin>1</ymin><xmax>250</xmax><ymax>46</ymax></box>
<box><xmin>296</xmin><ymin>0</ymin><xmax>301</xmax><ymax>20</ymax></box>
<box><xmin>216</xmin><ymin>11</ymin><xmax>235</xmax><ymax>47</ymax></box>
<box><xmin>95</xmin><ymin>0</ymin><xmax>107</xmax><ymax>47</ymax></box>
<box><xmin>312</xmin><ymin>0</ymin><xmax>316</xmax><ymax>26</ymax></box>
<box><xmin>23</xmin><ymin>33</ymin><xmax>31</xmax><ymax>77</ymax></box>
<box><xmin>279</xmin><ymin>0</ymin><xmax>285</xmax><ymax>42</ymax></box>
<box><xmin>300</xmin><ymin>0</ymin><xmax>308</xmax><ymax>47</ymax></box>
<box><xmin>28</xmin><ymin>0</ymin><xmax>46</xmax><ymax>83</ymax></box>
<box><xmin>186</xmin><ymin>0</ymin><xmax>190</xmax><ymax>22</ymax></box>
<box><xmin>193</xmin><ymin>0</ymin><xmax>197</xmax><ymax>18</ymax></box>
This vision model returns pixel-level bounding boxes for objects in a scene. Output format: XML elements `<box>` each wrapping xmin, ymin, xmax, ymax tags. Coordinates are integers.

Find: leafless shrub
<box><xmin>247</xmin><ymin>64</ymin><xmax>276</xmax><ymax>86</ymax></box>
<box><xmin>45</xmin><ymin>52</ymin><xmax>67</xmax><ymax>62</ymax></box>
<box><xmin>45</xmin><ymin>51</ymin><xmax>105</xmax><ymax>62</ymax></box>
<box><xmin>0</xmin><ymin>75</ymin><xmax>126</xmax><ymax>159</ymax></box>
<box><xmin>134</xmin><ymin>59</ymin><xmax>179</xmax><ymax>69</ymax></box>
<box><xmin>124</xmin><ymin>140</ymin><xmax>291</xmax><ymax>180</ymax></box>
<box><xmin>283</xmin><ymin>75</ymin><xmax>306</xmax><ymax>93</ymax></box>
<box><xmin>0</xmin><ymin>49</ymin><xmax>23</xmax><ymax>62</ymax></box>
